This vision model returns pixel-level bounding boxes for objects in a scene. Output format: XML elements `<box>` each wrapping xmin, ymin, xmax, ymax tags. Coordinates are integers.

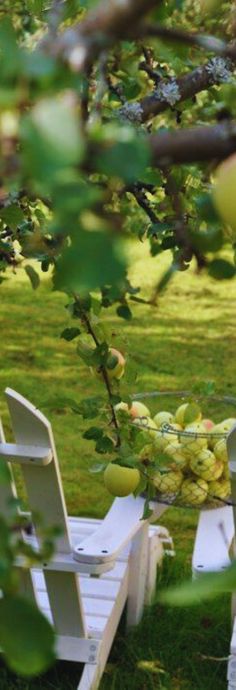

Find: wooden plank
<box><xmin>78</xmin><ymin>568</ymin><xmax>129</xmax><ymax>690</ymax></box>
<box><xmin>0</xmin><ymin>442</ymin><xmax>52</xmax><ymax>465</ymax></box>
<box><xmin>73</xmin><ymin>496</ymin><xmax>147</xmax><ymax>565</ymax></box>
<box><xmin>145</xmin><ymin>532</ymin><xmax>164</xmax><ymax>606</ymax></box>
<box><xmin>192</xmin><ymin>507</ymin><xmax>233</xmax><ymax>577</ymax></box>
<box><xmin>126</xmin><ymin>522</ymin><xmax>149</xmax><ymax>628</ymax></box>
<box><xmin>6</xmin><ymin>388</ymin><xmax>87</xmax><ymax>638</ymax></box>
<box><xmin>0</xmin><ymin>414</ymin><xmax>38</xmax><ymax>603</ymax></box>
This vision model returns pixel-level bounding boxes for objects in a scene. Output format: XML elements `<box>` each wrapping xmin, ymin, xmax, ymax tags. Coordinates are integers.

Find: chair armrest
<box><xmin>73</xmin><ymin>495</ymin><xmax>167</xmax><ymax>568</ymax></box>
<box><xmin>192</xmin><ymin>506</ymin><xmax>233</xmax><ymax>578</ymax></box>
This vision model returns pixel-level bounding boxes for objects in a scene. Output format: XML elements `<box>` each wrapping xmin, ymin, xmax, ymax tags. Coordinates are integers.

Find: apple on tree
<box><xmin>213</xmin><ymin>154</ymin><xmax>236</xmax><ymax>234</ymax></box>
<box><xmin>96</xmin><ymin>347</ymin><xmax>125</xmax><ymax>381</ymax></box>
<box><xmin>104</xmin><ymin>462</ymin><xmax>140</xmax><ymax>497</ymax></box>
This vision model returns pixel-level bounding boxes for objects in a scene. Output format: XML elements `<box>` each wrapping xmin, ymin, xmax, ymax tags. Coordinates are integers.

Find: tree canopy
<box><xmin>1</xmin><ymin>0</ymin><xmax>236</xmax><ymax>676</ymax></box>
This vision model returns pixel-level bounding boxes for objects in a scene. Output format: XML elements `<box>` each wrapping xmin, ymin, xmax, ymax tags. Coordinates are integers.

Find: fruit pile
<box><xmin>104</xmin><ymin>400</ymin><xmax>235</xmax><ymax>506</ymax></box>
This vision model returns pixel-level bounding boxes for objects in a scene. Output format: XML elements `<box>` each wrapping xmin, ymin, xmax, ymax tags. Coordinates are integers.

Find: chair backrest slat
<box><xmin>0</xmin><ymin>410</ymin><xmax>37</xmax><ymax>602</ymax></box>
<box><xmin>5</xmin><ymin>388</ymin><xmax>87</xmax><ymax>638</ymax></box>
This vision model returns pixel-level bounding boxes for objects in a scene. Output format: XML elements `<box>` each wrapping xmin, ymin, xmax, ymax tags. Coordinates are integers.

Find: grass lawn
<box><xmin>0</xmin><ymin>244</ymin><xmax>235</xmax><ymax>689</ymax></box>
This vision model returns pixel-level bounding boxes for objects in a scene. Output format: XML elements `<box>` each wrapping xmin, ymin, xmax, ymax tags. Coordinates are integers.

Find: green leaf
<box><xmin>208</xmin><ymin>259</ymin><xmax>236</xmax><ymax>280</ymax></box>
<box><xmin>142</xmin><ymin>497</ymin><xmax>154</xmax><ymax>520</ymax></box>
<box><xmin>0</xmin><ymin>595</ymin><xmax>55</xmax><ymax>676</ymax></box>
<box><xmin>54</xmin><ymin>231</ymin><xmax>126</xmax><ymax>293</ymax></box>
<box><xmin>116</xmin><ymin>304</ymin><xmax>132</xmax><ymax>320</ymax></box>
<box><xmin>184</xmin><ymin>402</ymin><xmax>201</xmax><ymax>425</ymax></box>
<box><xmin>0</xmin><ymin>205</ymin><xmax>24</xmax><ymax>230</ymax></box>
<box><xmin>95</xmin><ymin>436</ymin><xmax>114</xmax><ymax>454</ymax></box>
<box><xmin>190</xmin><ymin>227</ymin><xmax>223</xmax><ymax>253</ymax></box>
<box><xmin>24</xmin><ymin>265</ymin><xmax>40</xmax><ymax>290</ymax></box>
<box><xmin>60</xmin><ymin>328</ymin><xmax>81</xmax><ymax>341</ymax></box>
<box><xmin>83</xmin><ymin>426</ymin><xmax>103</xmax><ymax>441</ymax></box>
<box><xmin>160</xmin><ymin>560</ymin><xmax>236</xmax><ymax>607</ymax></box>
<box><xmin>96</xmin><ymin>135</ymin><xmax>151</xmax><ymax>184</ymax></box>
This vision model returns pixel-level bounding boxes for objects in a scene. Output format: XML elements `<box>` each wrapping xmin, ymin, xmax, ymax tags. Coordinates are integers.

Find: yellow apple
<box><xmin>138</xmin><ymin>444</ymin><xmax>155</xmax><ymax>464</ymax></box>
<box><xmin>208</xmin><ymin>479</ymin><xmax>231</xmax><ymax>500</ymax></box>
<box><xmin>180</xmin><ymin>478</ymin><xmax>208</xmax><ymax>506</ymax></box>
<box><xmin>180</xmin><ymin>423</ymin><xmax>208</xmax><ymax>455</ymax></box>
<box><xmin>133</xmin><ymin>416</ymin><xmax>158</xmax><ymax>440</ymax></box>
<box><xmin>130</xmin><ymin>401</ymin><xmax>150</xmax><ymax>418</ymax></box>
<box><xmin>153</xmin><ymin>411</ymin><xmax>174</xmax><ymax>428</ymax></box>
<box><xmin>154</xmin><ymin>428</ymin><xmax>179</xmax><ymax>451</ymax></box>
<box><xmin>221</xmin><ymin>418</ymin><xmax>236</xmax><ymax>431</ymax></box>
<box><xmin>164</xmin><ymin>441</ymin><xmax>188</xmax><ymax>470</ymax></box>
<box><xmin>104</xmin><ymin>463</ymin><xmax>140</xmax><ymax>497</ymax></box>
<box><xmin>115</xmin><ymin>401</ymin><xmax>129</xmax><ymax>414</ymax></box>
<box><xmin>175</xmin><ymin>402</ymin><xmax>202</xmax><ymax>427</ymax></box>
<box><xmin>103</xmin><ymin>348</ymin><xmax>125</xmax><ymax>381</ymax></box>
<box><xmin>153</xmin><ymin>469</ymin><xmax>183</xmax><ymax>494</ymax></box>
<box><xmin>214</xmin><ymin>438</ymin><xmax>228</xmax><ymax>464</ymax></box>
<box><xmin>208</xmin><ymin>422</ymin><xmax>228</xmax><ymax>449</ymax></box>
<box><xmin>202</xmin><ymin>418</ymin><xmax>215</xmax><ymax>431</ymax></box>
<box><xmin>190</xmin><ymin>449</ymin><xmax>223</xmax><ymax>481</ymax></box>
<box><xmin>213</xmin><ymin>154</ymin><xmax>236</xmax><ymax>234</ymax></box>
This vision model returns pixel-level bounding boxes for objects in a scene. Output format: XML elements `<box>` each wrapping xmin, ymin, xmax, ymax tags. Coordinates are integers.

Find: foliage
<box><xmin>1</xmin><ymin>0</ymin><xmax>236</xmax><ymax>679</ymax></box>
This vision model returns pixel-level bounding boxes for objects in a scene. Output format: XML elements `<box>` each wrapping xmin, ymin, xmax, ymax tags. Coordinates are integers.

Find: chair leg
<box><xmin>144</xmin><ymin>531</ymin><xmax>164</xmax><ymax>606</ymax></box>
<box><xmin>77</xmin><ymin>663</ymin><xmax>102</xmax><ymax>690</ymax></box>
<box><xmin>126</xmin><ymin>522</ymin><xmax>149</xmax><ymax>628</ymax></box>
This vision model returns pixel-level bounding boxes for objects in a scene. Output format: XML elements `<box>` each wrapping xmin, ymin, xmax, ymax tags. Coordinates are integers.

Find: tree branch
<box><xmin>43</xmin><ymin>0</ymin><xmax>161</xmax><ymax>71</ymax></box>
<box><xmin>150</xmin><ymin>121</ymin><xmax>236</xmax><ymax>166</ymax></box>
<box><xmin>118</xmin><ymin>57</ymin><xmax>235</xmax><ymax>124</ymax></box>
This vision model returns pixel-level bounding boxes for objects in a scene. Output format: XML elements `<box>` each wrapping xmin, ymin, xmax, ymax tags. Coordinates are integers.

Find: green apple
<box><xmin>214</xmin><ymin>438</ymin><xmax>228</xmax><ymax>464</ymax></box>
<box><xmin>133</xmin><ymin>416</ymin><xmax>158</xmax><ymax>440</ymax></box>
<box><xmin>138</xmin><ymin>444</ymin><xmax>155</xmax><ymax>464</ymax></box>
<box><xmin>164</xmin><ymin>441</ymin><xmax>188</xmax><ymax>470</ymax></box>
<box><xmin>190</xmin><ymin>449</ymin><xmax>223</xmax><ymax>481</ymax></box>
<box><xmin>222</xmin><ymin>463</ymin><xmax>230</xmax><ymax>480</ymax></box>
<box><xmin>208</xmin><ymin>422</ymin><xmax>228</xmax><ymax>449</ymax></box>
<box><xmin>105</xmin><ymin>347</ymin><xmax>126</xmax><ymax>381</ymax></box>
<box><xmin>221</xmin><ymin>418</ymin><xmax>236</xmax><ymax>431</ymax></box>
<box><xmin>175</xmin><ymin>402</ymin><xmax>201</xmax><ymax>427</ymax></box>
<box><xmin>154</xmin><ymin>428</ymin><xmax>179</xmax><ymax>451</ymax></box>
<box><xmin>130</xmin><ymin>401</ymin><xmax>150</xmax><ymax>418</ymax></box>
<box><xmin>153</xmin><ymin>411</ymin><xmax>174</xmax><ymax>428</ymax></box>
<box><xmin>208</xmin><ymin>479</ymin><xmax>231</xmax><ymax>500</ymax></box>
<box><xmin>115</xmin><ymin>401</ymin><xmax>129</xmax><ymax>414</ymax></box>
<box><xmin>180</xmin><ymin>423</ymin><xmax>208</xmax><ymax>454</ymax></box>
<box><xmin>153</xmin><ymin>469</ymin><xmax>183</xmax><ymax>494</ymax></box>
<box><xmin>180</xmin><ymin>478</ymin><xmax>208</xmax><ymax>506</ymax></box>
<box><xmin>213</xmin><ymin>154</ymin><xmax>236</xmax><ymax>234</ymax></box>
<box><xmin>104</xmin><ymin>463</ymin><xmax>140</xmax><ymax>497</ymax></box>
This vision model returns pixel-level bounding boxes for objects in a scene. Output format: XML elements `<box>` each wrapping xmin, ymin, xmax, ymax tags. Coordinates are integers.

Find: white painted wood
<box><xmin>5</xmin><ymin>388</ymin><xmax>87</xmax><ymax>639</ymax></box>
<box><xmin>0</xmin><ymin>442</ymin><xmax>52</xmax><ymax>465</ymax></box>
<box><xmin>0</xmin><ymin>412</ymin><xmax>38</xmax><ymax>603</ymax></box>
<box><xmin>126</xmin><ymin>522</ymin><xmax>149</xmax><ymax>628</ymax></box>
<box><xmin>56</xmin><ymin>636</ymin><xmax>100</xmax><ymax>663</ymax></box>
<box><xmin>145</xmin><ymin>531</ymin><xmax>164</xmax><ymax>605</ymax></box>
<box><xmin>228</xmin><ymin>656</ymin><xmax>236</xmax><ymax>683</ymax></box>
<box><xmin>192</xmin><ymin>507</ymin><xmax>233</xmax><ymax>577</ymax></box>
<box><xmin>0</xmin><ymin>388</ymin><xmax>174</xmax><ymax>690</ymax></box>
<box><xmin>73</xmin><ymin>495</ymin><xmax>147</xmax><ymax>565</ymax></box>
<box><xmin>78</xmin><ymin>568</ymin><xmax>129</xmax><ymax>690</ymax></box>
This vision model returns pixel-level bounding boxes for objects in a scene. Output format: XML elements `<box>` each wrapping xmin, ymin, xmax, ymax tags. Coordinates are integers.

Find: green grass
<box><xmin>0</xmin><ymin>245</ymin><xmax>236</xmax><ymax>689</ymax></box>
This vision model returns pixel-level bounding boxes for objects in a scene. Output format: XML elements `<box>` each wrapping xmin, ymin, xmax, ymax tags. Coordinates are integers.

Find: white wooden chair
<box><xmin>192</xmin><ymin>425</ymin><xmax>236</xmax><ymax>690</ymax></box>
<box><xmin>0</xmin><ymin>388</ymin><xmax>173</xmax><ymax>690</ymax></box>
